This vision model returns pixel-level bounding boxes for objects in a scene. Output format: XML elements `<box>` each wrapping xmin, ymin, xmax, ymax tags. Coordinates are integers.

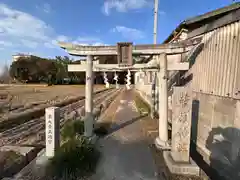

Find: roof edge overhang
<box><xmin>163</xmin><ymin>2</ymin><xmax>240</xmax><ymax>44</ymax></box>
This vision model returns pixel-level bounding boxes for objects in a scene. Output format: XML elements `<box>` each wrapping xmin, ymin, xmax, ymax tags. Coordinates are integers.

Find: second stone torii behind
<box><xmin>58</xmin><ymin>41</ymin><xmax>197</xmax><ymax>149</ymax></box>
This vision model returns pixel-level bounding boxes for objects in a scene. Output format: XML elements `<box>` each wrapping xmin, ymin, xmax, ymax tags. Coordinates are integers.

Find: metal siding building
<box><xmin>188</xmin><ymin>21</ymin><xmax>240</xmax><ymax>99</ymax></box>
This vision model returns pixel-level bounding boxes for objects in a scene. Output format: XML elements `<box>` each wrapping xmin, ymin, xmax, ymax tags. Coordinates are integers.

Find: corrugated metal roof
<box><xmin>187</xmin><ymin>8</ymin><xmax>240</xmax><ymax>38</ymax></box>
<box><xmin>184</xmin><ymin>2</ymin><xmax>240</xmax><ymax>25</ymax></box>
<box><xmin>188</xmin><ymin>21</ymin><xmax>240</xmax><ymax>99</ymax></box>
<box><xmin>163</xmin><ymin>2</ymin><xmax>240</xmax><ymax>43</ymax></box>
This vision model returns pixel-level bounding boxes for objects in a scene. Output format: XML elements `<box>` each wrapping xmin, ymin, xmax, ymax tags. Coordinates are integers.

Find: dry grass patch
<box><xmin>133</xmin><ymin>92</ymin><xmax>151</xmax><ymax>115</ymax></box>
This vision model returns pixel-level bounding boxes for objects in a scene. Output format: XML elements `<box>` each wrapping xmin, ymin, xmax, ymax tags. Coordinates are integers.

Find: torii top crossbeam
<box><xmin>58</xmin><ymin>37</ymin><xmax>201</xmax><ymax>56</ymax></box>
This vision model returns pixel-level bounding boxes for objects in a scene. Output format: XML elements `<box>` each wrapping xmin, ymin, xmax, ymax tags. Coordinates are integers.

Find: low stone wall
<box><xmin>191</xmin><ymin>91</ymin><xmax>240</xmax><ymax>180</ymax></box>
<box><xmin>135</xmin><ymin>85</ymin><xmax>152</xmax><ymax>105</ymax></box>
<box><xmin>135</xmin><ymin>84</ymin><xmax>172</xmax><ymax>121</ymax></box>
<box><xmin>0</xmin><ymin>146</ymin><xmax>42</xmax><ymax>179</ymax></box>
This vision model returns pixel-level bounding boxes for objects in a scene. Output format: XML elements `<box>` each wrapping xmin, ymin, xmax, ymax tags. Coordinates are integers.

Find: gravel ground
<box><xmin>95</xmin><ymin>90</ymin><xmax>204</xmax><ymax>180</ymax></box>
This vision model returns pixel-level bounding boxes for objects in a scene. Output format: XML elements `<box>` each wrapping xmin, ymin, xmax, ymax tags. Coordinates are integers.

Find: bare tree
<box><xmin>0</xmin><ymin>65</ymin><xmax>11</xmax><ymax>84</ymax></box>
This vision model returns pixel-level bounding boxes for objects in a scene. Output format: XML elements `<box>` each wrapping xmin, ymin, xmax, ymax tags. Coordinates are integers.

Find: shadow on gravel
<box><xmin>19</xmin><ymin>144</ymin><xmax>45</xmax><ymax>150</ymax></box>
<box><xmin>94</xmin><ymin>114</ymin><xmax>147</xmax><ymax>137</ymax></box>
<box><xmin>92</xmin><ymin>114</ymin><xmax>159</xmax><ymax>180</ymax></box>
<box><xmin>91</xmin><ymin>133</ymin><xmax>158</xmax><ymax>180</ymax></box>
<box><xmin>108</xmin><ymin>114</ymin><xmax>148</xmax><ymax>134</ymax></box>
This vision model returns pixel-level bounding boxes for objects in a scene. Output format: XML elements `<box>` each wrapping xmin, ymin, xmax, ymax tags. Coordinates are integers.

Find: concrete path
<box><xmin>91</xmin><ymin>89</ymin><xmax>159</xmax><ymax>180</ymax></box>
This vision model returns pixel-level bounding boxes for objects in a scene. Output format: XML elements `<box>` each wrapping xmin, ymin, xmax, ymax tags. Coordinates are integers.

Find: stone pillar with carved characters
<box><xmin>45</xmin><ymin>107</ymin><xmax>60</xmax><ymax>158</ymax></box>
<box><xmin>171</xmin><ymin>86</ymin><xmax>192</xmax><ymax>162</ymax></box>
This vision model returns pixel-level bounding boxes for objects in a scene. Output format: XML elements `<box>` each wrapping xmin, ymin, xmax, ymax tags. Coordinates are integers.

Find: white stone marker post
<box><xmin>45</xmin><ymin>107</ymin><xmax>60</xmax><ymax>158</ymax></box>
<box><xmin>155</xmin><ymin>53</ymin><xmax>170</xmax><ymax>149</ymax></box>
<box><xmin>84</xmin><ymin>55</ymin><xmax>94</xmax><ymax>137</ymax></box>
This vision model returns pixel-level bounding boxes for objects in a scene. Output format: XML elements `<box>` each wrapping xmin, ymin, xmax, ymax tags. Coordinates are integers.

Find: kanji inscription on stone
<box><xmin>171</xmin><ymin>87</ymin><xmax>192</xmax><ymax>163</ymax></box>
<box><xmin>45</xmin><ymin>107</ymin><xmax>60</xmax><ymax>158</ymax></box>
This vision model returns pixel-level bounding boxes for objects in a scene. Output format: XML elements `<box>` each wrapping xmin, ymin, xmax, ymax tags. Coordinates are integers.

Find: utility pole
<box><xmin>153</xmin><ymin>0</ymin><xmax>159</xmax><ymax>44</ymax></box>
<box><xmin>151</xmin><ymin>0</ymin><xmax>159</xmax><ymax>118</ymax></box>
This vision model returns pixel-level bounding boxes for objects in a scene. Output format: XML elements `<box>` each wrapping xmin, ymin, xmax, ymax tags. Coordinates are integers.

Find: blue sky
<box><xmin>0</xmin><ymin>0</ymin><xmax>237</xmax><ymax>68</ymax></box>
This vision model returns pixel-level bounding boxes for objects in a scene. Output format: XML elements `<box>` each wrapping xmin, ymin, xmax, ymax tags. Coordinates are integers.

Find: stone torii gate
<box><xmin>58</xmin><ymin>40</ymin><xmax>200</xmax><ymax>149</ymax></box>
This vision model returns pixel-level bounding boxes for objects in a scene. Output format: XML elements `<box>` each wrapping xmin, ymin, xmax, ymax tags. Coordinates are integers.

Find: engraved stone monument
<box><xmin>45</xmin><ymin>107</ymin><xmax>60</xmax><ymax>157</ymax></box>
<box><xmin>171</xmin><ymin>86</ymin><xmax>192</xmax><ymax>162</ymax></box>
<box><xmin>163</xmin><ymin>86</ymin><xmax>200</xmax><ymax>176</ymax></box>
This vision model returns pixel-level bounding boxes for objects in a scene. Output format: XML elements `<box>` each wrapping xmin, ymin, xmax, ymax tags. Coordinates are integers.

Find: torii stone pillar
<box><xmin>84</xmin><ymin>55</ymin><xmax>94</xmax><ymax>137</ymax></box>
<box><xmin>155</xmin><ymin>53</ymin><xmax>170</xmax><ymax>150</ymax></box>
<box><xmin>151</xmin><ymin>71</ymin><xmax>157</xmax><ymax>118</ymax></box>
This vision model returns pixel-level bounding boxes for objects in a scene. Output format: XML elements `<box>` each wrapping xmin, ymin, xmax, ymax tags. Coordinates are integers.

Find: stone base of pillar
<box><xmin>84</xmin><ymin>113</ymin><xmax>94</xmax><ymax>137</ymax></box>
<box><xmin>163</xmin><ymin>151</ymin><xmax>200</xmax><ymax>176</ymax></box>
<box><xmin>155</xmin><ymin>137</ymin><xmax>171</xmax><ymax>150</ymax></box>
<box><xmin>89</xmin><ymin>134</ymin><xmax>99</xmax><ymax>144</ymax></box>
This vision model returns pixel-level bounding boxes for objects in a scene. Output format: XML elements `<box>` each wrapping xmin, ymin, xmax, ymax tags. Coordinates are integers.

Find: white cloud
<box><xmin>103</xmin><ymin>0</ymin><xmax>151</xmax><ymax>15</ymax></box>
<box><xmin>76</xmin><ymin>37</ymin><xmax>102</xmax><ymax>43</ymax></box>
<box><xmin>36</xmin><ymin>3</ymin><xmax>52</xmax><ymax>14</ymax></box>
<box><xmin>111</xmin><ymin>26</ymin><xmax>144</xmax><ymax>39</ymax></box>
<box><xmin>56</xmin><ymin>35</ymin><xmax>70</xmax><ymax>42</ymax></box>
<box><xmin>44</xmin><ymin>41</ymin><xmax>57</xmax><ymax>49</ymax></box>
<box><xmin>0</xmin><ymin>3</ymin><xmax>107</xmax><ymax>58</ymax></box>
<box><xmin>21</xmin><ymin>40</ymin><xmax>38</xmax><ymax>48</ymax></box>
<box><xmin>72</xmin><ymin>36</ymin><xmax>105</xmax><ymax>46</ymax></box>
<box><xmin>43</xmin><ymin>3</ymin><xmax>52</xmax><ymax>13</ymax></box>
<box><xmin>0</xmin><ymin>40</ymin><xmax>13</xmax><ymax>47</ymax></box>
<box><xmin>0</xmin><ymin>3</ymin><xmax>53</xmax><ymax>43</ymax></box>
<box><xmin>51</xmin><ymin>36</ymin><xmax>107</xmax><ymax>48</ymax></box>
<box><xmin>0</xmin><ymin>3</ymin><xmax>69</xmax><ymax>51</ymax></box>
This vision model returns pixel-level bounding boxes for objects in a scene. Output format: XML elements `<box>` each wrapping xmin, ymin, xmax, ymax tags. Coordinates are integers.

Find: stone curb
<box><xmin>163</xmin><ymin>151</ymin><xmax>200</xmax><ymax>176</ymax></box>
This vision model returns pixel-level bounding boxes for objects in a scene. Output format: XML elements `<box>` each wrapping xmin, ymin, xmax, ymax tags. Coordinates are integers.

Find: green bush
<box><xmin>46</xmin><ymin>136</ymin><xmax>100</xmax><ymax>180</ymax></box>
<box><xmin>61</xmin><ymin>120</ymin><xmax>85</xmax><ymax>141</ymax></box>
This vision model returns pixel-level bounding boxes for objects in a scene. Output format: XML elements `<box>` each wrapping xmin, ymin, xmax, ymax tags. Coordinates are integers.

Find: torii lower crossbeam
<box><xmin>68</xmin><ymin>63</ymin><xmax>189</xmax><ymax>72</ymax></box>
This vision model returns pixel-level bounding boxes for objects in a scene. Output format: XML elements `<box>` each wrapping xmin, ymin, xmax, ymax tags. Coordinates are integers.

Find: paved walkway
<box><xmin>91</xmin><ymin>89</ymin><xmax>159</xmax><ymax>180</ymax></box>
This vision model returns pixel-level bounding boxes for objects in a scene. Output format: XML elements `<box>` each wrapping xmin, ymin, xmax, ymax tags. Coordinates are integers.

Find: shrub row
<box><xmin>46</xmin><ymin>120</ymin><xmax>100</xmax><ymax>180</ymax></box>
